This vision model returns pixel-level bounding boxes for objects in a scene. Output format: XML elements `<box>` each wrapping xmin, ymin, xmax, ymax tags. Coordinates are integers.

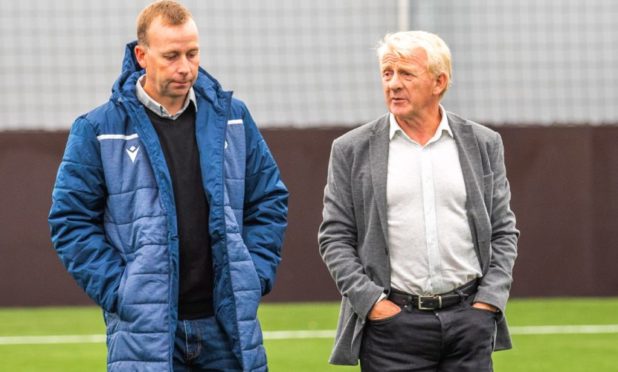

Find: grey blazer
<box><xmin>318</xmin><ymin>112</ymin><xmax>519</xmax><ymax>365</ymax></box>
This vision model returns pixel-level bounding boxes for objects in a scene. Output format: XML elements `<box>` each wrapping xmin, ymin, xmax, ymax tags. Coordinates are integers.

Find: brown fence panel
<box><xmin>0</xmin><ymin>126</ymin><xmax>617</xmax><ymax>306</ymax></box>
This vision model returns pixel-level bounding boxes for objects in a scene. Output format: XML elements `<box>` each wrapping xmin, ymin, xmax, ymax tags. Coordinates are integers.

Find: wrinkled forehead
<box><xmin>380</xmin><ymin>48</ymin><xmax>428</xmax><ymax>69</ymax></box>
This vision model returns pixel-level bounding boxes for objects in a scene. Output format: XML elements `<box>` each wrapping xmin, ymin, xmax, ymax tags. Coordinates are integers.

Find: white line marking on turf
<box><xmin>0</xmin><ymin>334</ymin><xmax>106</xmax><ymax>345</ymax></box>
<box><xmin>3</xmin><ymin>325</ymin><xmax>618</xmax><ymax>345</ymax></box>
<box><xmin>263</xmin><ymin>330</ymin><xmax>336</xmax><ymax>339</ymax></box>
<box><xmin>510</xmin><ymin>324</ymin><xmax>618</xmax><ymax>335</ymax></box>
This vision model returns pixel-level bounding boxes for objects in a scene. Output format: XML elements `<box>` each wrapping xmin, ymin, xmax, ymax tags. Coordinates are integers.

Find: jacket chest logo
<box><xmin>126</xmin><ymin>145</ymin><xmax>140</xmax><ymax>163</ymax></box>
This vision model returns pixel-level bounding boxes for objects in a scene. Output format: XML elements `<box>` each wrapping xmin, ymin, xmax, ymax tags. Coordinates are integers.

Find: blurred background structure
<box><xmin>2</xmin><ymin>0</ymin><xmax>618</xmax><ymax>129</ymax></box>
<box><xmin>0</xmin><ymin>0</ymin><xmax>617</xmax><ymax>307</ymax></box>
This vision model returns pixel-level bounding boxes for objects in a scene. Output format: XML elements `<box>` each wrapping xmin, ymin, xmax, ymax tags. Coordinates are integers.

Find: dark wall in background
<box><xmin>1</xmin><ymin>126</ymin><xmax>617</xmax><ymax>307</ymax></box>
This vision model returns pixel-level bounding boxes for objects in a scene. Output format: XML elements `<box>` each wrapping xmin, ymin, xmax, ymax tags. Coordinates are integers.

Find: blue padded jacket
<box><xmin>49</xmin><ymin>41</ymin><xmax>288</xmax><ymax>371</ymax></box>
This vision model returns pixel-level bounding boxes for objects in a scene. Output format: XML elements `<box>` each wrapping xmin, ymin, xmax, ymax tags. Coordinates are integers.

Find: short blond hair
<box><xmin>137</xmin><ymin>0</ymin><xmax>192</xmax><ymax>46</ymax></box>
<box><xmin>377</xmin><ymin>31</ymin><xmax>453</xmax><ymax>95</ymax></box>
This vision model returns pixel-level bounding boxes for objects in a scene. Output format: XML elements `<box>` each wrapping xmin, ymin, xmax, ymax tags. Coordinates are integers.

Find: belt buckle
<box><xmin>418</xmin><ymin>295</ymin><xmax>442</xmax><ymax>310</ymax></box>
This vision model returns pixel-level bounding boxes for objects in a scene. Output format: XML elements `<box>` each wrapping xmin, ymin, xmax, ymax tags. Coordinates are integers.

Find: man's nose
<box><xmin>177</xmin><ymin>56</ymin><xmax>190</xmax><ymax>75</ymax></box>
<box><xmin>388</xmin><ymin>73</ymin><xmax>402</xmax><ymax>90</ymax></box>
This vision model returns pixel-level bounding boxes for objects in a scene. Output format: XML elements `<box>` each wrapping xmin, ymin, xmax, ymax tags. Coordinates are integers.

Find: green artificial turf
<box><xmin>1</xmin><ymin>298</ymin><xmax>618</xmax><ymax>371</ymax></box>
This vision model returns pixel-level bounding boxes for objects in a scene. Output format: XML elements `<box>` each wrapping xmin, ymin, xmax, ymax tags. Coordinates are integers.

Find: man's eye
<box><xmin>164</xmin><ymin>55</ymin><xmax>177</xmax><ymax>60</ymax></box>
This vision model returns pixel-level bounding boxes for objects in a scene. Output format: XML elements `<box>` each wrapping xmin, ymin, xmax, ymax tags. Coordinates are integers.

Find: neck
<box><xmin>159</xmin><ymin>98</ymin><xmax>185</xmax><ymax>116</ymax></box>
<box><xmin>395</xmin><ymin>105</ymin><xmax>442</xmax><ymax>146</ymax></box>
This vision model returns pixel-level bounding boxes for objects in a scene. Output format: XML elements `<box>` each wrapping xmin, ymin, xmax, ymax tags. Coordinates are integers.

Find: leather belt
<box><xmin>388</xmin><ymin>280</ymin><xmax>479</xmax><ymax>311</ymax></box>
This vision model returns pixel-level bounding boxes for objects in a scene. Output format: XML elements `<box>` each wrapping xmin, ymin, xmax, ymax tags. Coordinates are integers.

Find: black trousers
<box><xmin>360</xmin><ymin>296</ymin><xmax>497</xmax><ymax>372</ymax></box>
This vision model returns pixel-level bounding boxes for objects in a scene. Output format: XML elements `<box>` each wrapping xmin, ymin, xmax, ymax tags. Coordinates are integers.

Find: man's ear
<box><xmin>433</xmin><ymin>73</ymin><xmax>448</xmax><ymax>96</ymax></box>
<box><xmin>134</xmin><ymin>44</ymin><xmax>148</xmax><ymax>69</ymax></box>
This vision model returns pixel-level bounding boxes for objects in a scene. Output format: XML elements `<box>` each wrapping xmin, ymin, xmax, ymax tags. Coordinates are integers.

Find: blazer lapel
<box><xmin>369</xmin><ymin>115</ymin><xmax>391</xmax><ymax>247</ymax></box>
<box><xmin>448</xmin><ymin>113</ymin><xmax>490</xmax><ymax>269</ymax></box>
<box><xmin>449</xmin><ymin>113</ymin><xmax>483</xmax><ymax>193</ymax></box>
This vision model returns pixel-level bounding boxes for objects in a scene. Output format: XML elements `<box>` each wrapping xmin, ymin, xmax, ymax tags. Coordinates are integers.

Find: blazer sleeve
<box><xmin>318</xmin><ymin>140</ymin><xmax>384</xmax><ymax>320</ymax></box>
<box><xmin>48</xmin><ymin>117</ymin><xmax>125</xmax><ymax>313</ymax></box>
<box><xmin>474</xmin><ymin>132</ymin><xmax>519</xmax><ymax>313</ymax></box>
<box><xmin>241</xmin><ymin>104</ymin><xmax>289</xmax><ymax>296</ymax></box>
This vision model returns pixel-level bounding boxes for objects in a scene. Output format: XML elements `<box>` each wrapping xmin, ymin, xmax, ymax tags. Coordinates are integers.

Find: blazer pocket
<box><xmin>483</xmin><ymin>172</ymin><xmax>494</xmax><ymax>211</ymax></box>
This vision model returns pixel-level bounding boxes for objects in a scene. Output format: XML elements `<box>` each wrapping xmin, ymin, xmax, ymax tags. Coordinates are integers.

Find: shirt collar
<box><xmin>135</xmin><ymin>74</ymin><xmax>197</xmax><ymax>120</ymax></box>
<box><xmin>389</xmin><ymin>105</ymin><xmax>453</xmax><ymax>142</ymax></box>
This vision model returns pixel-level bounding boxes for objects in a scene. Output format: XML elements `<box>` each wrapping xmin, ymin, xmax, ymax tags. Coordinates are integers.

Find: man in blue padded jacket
<box><xmin>48</xmin><ymin>1</ymin><xmax>288</xmax><ymax>371</ymax></box>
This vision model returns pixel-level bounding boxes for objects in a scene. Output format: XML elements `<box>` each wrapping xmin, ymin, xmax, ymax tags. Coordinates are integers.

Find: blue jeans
<box><xmin>173</xmin><ymin>316</ymin><xmax>241</xmax><ymax>371</ymax></box>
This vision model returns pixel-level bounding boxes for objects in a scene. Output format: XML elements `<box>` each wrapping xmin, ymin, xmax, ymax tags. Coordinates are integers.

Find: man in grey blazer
<box><xmin>318</xmin><ymin>31</ymin><xmax>519</xmax><ymax>371</ymax></box>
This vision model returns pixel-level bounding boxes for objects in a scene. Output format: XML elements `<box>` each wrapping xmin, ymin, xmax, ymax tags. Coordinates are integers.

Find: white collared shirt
<box><xmin>135</xmin><ymin>75</ymin><xmax>197</xmax><ymax>120</ymax></box>
<box><xmin>386</xmin><ymin>106</ymin><xmax>481</xmax><ymax>296</ymax></box>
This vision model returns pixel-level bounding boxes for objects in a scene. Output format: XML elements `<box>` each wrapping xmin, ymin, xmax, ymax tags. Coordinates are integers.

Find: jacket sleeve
<box><xmin>318</xmin><ymin>140</ymin><xmax>384</xmax><ymax>320</ymax></box>
<box><xmin>474</xmin><ymin>132</ymin><xmax>519</xmax><ymax>313</ymax></box>
<box><xmin>48</xmin><ymin>117</ymin><xmax>125</xmax><ymax>313</ymax></box>
<box><xmin>240</xmin><ymin>104</ymin><xmax>289</xmax><ymax>296</ymax></box>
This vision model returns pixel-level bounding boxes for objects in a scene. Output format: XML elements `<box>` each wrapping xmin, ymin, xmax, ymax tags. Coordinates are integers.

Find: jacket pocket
<box><xmin>366</xmin><ymin>307</ymin><xmax>404</xmax><ymax>326</ymax></box>
<box><xmin>115</xmin><ymin>268</ymin><xmax>129</xmax><ymax>319</ymax></box>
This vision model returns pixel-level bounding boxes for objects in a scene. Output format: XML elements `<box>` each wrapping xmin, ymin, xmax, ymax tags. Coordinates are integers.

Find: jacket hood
<box><xmin>111</xmin><ymin>41</ymin><xmax>226</xmax><ymax>106</ymax></box>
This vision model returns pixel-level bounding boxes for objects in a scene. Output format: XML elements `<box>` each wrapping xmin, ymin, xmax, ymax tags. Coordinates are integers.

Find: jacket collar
<box><xmin>369</xmin><ymin>114</ymin><xmax>391</xmax><ymax>241</ymax></box>
<box><xmin>388</xmin><ymin>105</ymin><xmax>453</xmax><ymax>142</ymax></box>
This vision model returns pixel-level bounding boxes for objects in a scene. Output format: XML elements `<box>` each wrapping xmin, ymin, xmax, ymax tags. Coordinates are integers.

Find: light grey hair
<box><xmin>377</xmin><ymin>31</ymin><xmax>453</xmax><ymax>96</ymax></box>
